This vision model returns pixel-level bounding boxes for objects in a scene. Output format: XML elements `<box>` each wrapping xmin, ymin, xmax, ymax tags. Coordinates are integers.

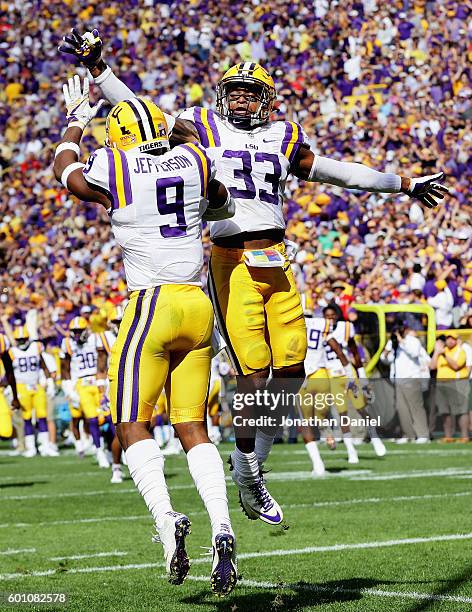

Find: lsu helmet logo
<box><xmin>216</xmin><ymin>62</ymin><xmax>276</xmax><ymax>128</ymax></box>
<box><xmin>106</xmin><ymin>97</ymin><xmax>169</xmax><ymax>154</ymax></box>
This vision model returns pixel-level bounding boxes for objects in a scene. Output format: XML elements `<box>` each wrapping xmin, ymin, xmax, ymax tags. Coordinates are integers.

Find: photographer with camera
<box><xmin>381</xmin><ymin>323</ymin><xmax>430</xmax><ymax>443</ymax></box>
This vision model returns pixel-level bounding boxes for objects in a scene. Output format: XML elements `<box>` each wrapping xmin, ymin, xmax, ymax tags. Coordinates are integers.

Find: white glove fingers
<box><xmin>83</xmin><ymin>77</ymin><xmax>89</xmax><ymax>97</ymax></box>
<box><xmin>63</xmin><ymin>83</ymin><xmax>71</xmax><ymax>106</ymax></box>
<box><xmin>73</xmin><ymin>74</ymin><xmax>81</xmax><ymax>98</ymax></box>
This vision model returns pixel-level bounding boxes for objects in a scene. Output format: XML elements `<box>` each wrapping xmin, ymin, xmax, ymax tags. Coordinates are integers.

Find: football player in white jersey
<box><xmin>0</xmin><ymin>331</ymin><xmax>21</xmax><ymax>440</ymax></box>
<box><xmin>60</xmin><ymin>317</ymin><xmax>110</xmax><ymax>467</ymax></box>
<box><xmin>323</xmin><ymin>304</ymin><xmax>387</xmax><ymax>457</ymax></box>
<box><xmin>59</xmin><ymin>29</ymin><xmax>448</xmax><ymax>524</ymax></box>
<box><xmin>10</xmin><ymin>326</ymin><xmax>54</xmax><ymax>457</ymax></box>
<box><xmin>300</xmin><ymin>314</ymin><xmax>357</xmax><ymax>476</ymax></box>
<box><xmin>53</xmin><ymin>78</ymin><xmax>237</xmax><ymax>595</ymax></box>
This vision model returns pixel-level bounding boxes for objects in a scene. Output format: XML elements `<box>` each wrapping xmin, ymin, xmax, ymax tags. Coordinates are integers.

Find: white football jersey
<box><xmin>61</xmin><ymin>335</ymin><xmax>101</xmax><ymax>381</ymax></box>
<box><xmin>325</xmin><ymin>321</ymin><xmax>355</xmax><ymax>374</ymax></box>
<box><xmin>177</xmin><ymin>107</ymin><xmax>310</xmax><ymax>238</ymax></box>
<box><xmin>304</xmin><ymin>317</ymin><xmax>331</xmax><ymax>376</ymax></box>
<box><xmin>10</xmin><ymin>342</ymin><xmax>44</xmax><ymax>386</ymax></box>
<box><xmin>83</xmin><ymin>142</ymin><xmax>216</xmax><ymax>290</ymax></box>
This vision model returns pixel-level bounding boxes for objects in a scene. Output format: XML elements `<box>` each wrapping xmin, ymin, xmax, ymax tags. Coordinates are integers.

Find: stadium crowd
<box><xmin>1</xmin><ymin>0</ymin><xmax>471</xmax><ymax>339</ymax></box>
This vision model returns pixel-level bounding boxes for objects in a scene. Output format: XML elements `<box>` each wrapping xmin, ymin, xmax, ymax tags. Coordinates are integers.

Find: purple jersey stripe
<box><xmin>281</xmin><ymin>121</ymin><xmax>294</xmax><ymax>157</ymax></box>
<box><xmin>288</xmin><ymin>125</ymin><xmax>303</xmax><ymax>164</ymax></box>
<box><xmin>207</xmin><ymin>110</ymin><xmax>221</xmax><ymax>146</ymax></box>
<box><xmin>116</xmin><ymin>290</ymin><xmax>144</xmax><ymax>423</ymax></box>
<box><xmin>106</xmin><ymin>148</ymin><xmax>118</xmax><ymax>209</ymax></box>
<box><xmin>129</xmin><ymin>287</ymin><xmax>160</xmax><ymax>422</ymax></box>
<box><xmin>118</xmin><ymin>149</ymin><xmax>133</xmax><ymax>205</ymax></box>
<box><xmin>181</xmin><ymin>144</ymin><xmax>206</xmax><ymax>197</ymax></box>
<box><xmin>194</xmin><ymin>107</ymin><xmax>210</xmax><ymax>147</ymax></box>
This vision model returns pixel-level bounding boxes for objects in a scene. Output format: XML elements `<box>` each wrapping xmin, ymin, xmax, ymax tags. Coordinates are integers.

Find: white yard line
<box><xmin>50</xmin><ymin>551</ymin><xmax>128</xmax><ymax>561</ymax></box>
<box><xmin>0</xmin><ymin>548</ymin><xmax>36</xmax><ymax>556</ymax></box>
<box><xmin>185</xmin><ymin>575</ymin><xmax>472</xmax><ymax>604</ymax></box>
<box><xmin>1</xmin><ymin>490</ymin><xmax>470</xmax><ymax>529</ymax></box>
<box><xmin>352</xmin><ymin>467</ymin><xmax>472</xmax><ymax>481</ymax></box>
<box><xmin>1</xmin><ymin>532</ymin><xmax>472</xmax><ymax>582</ymax></box>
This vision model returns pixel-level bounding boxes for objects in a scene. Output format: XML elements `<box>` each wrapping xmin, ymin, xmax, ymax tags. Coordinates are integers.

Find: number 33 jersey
<box><xmin>177</xmin><ymin>107</ymin><xmax>309</xmax><ymax>239</ymax></box>
<box><xmin>83</xmin><ymin>142</ymin><xmax>216</xmax><ymax>290</ymax></box>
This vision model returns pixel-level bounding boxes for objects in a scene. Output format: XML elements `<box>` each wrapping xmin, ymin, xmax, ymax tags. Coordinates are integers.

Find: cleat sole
<box><xmin>168</xmin><ymin>517</ymin><xmax>191</xmax><ymax>585</ymax></box>
<box><xmin>210</xmin><ymin>535</ymin><xmax>237</xmax><ymax>597</ymax></box>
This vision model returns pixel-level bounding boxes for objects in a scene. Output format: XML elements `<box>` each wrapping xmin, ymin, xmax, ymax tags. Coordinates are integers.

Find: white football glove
<box><xmin>61</xmin><ymin>379</ymin><xmax>80</xmax><ymax>408</ymax></box>
<box><xmin>403</xmin><ymin>172</ymin><xmax>449</xmax><ymax>209</ymax></box>
<box><xmin>62</xmin><ymin>75</ymin><xmax>104</xmax><ymax>130</ymax></box>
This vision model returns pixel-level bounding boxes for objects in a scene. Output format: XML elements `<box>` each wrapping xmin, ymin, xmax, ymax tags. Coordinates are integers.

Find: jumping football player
<box><xmin>53</xmin><ymin>77</ymin><xmax>237</xmax><ymax>595</ymax></box>
<box><xmin>59</xmin><ymin>29</ymin><xmax>448</xmax><ymax>525</ymax></box>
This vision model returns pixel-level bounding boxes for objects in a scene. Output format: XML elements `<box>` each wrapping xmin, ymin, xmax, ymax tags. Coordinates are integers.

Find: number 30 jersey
<box><xmin>177</xmin><ymin>107</ymin><xmax>310</xmax><ymax>239</ymax></box>
<box><xmin>83</xmin><ymin>142</ymin><xmax>216</xmax><ymax>290</ymax></box>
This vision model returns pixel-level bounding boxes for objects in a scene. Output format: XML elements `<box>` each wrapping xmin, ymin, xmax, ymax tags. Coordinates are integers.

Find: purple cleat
<box><xmin>210</xmin><ymin>532</ymin><xmax>237</xmax><ymax>596</ymax></box>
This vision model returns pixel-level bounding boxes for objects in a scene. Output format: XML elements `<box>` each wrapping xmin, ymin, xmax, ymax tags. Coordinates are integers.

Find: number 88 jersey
<box><xmin>177</xmin><ymin>108</ymin><xmax>310</xmax><ymax>239</ymax></box>
<box><xmin>82</xmin><ymin>142</ymin><xmax>216</xmax><ymax>291</ymax></box>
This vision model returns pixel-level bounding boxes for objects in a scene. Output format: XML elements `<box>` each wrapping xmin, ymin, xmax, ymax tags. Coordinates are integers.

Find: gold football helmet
<box><xmin>69</xmin><ymin>316</ymin><xmax>88</xmax><ymax>344</ymax></box>
<box><xmin>14</xmin><ymin>325</ymin><xmax>30</xmax><ymax>349</ymax></box>
<box><xmin>216</xmin><ymin>62</ymin><xmax>276</xmax><ymax>128</ymax></box>
<box><xmin>106</xmin><ymin>97</ymin><xmax>169</xmax><ymax>154</ymax></box>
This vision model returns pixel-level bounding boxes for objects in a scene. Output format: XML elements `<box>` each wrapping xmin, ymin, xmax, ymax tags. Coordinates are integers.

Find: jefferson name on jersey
<box><xmin>82</xmin><ymin>142</ymin><xmax>216</xmax><ymax>290</ymax></box>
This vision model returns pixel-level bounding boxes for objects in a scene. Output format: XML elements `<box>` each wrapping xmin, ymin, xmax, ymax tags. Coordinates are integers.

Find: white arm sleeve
<box><xmin>309</xmin><ymin>155</ymin><xmax>401</xmax><ymax>193</ymax></box>
<box><xmin>90</xmin><ymin>66</ymin><xmax>176</xmax><ymax>133</ymax></box>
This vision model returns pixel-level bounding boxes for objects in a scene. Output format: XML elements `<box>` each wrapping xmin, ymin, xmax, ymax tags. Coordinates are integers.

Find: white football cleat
<box><xmin>210</xmin><ymin>529</ymin><xmax>237</xmax><ymax>597</ymax></box>
<box><xmin>152</xmin><ymin>512</ymin><xmax>191</xmax><ymax>585</ymax></box>
<box><xmin>22</xmin><ymin>448</ymin><xmax>37</xmax><ymax>458</ymax></box>
<box><xmin>311</xmin><ymin>462</ymin><xmax>326</xmax><ymax>478</ymax></box>
<box><xmin>162</xmin><ymin>438</ymin><xmax>182</xmax><ymax>456</ymax></box>
<box><xmin>371</xmin><ymin>436</ymin><xmax>387</xmax><ymax>457</ymax></box>
<box><xmin>415</xmin><ymin>437</ymin><xmax>430</xmax><ymax>444</ymax></box>
<box><xmin>96</xmin><ymin>447</ymin><xmax>110</xmax><ymax>468</ymax></box>
<box><xmin>229</xmin><ymin>456</ymin><xmax>283</xmax><ymax>525</ymax></box>
<box><xmin>347</xmin><ymin>448</ymin><xmax>359</xmax><ymax>464</ymax></box>
<box><xmin>110</xmin><ymin>466</ymin><xmax>123</xmax><ymax>484</ymax></box>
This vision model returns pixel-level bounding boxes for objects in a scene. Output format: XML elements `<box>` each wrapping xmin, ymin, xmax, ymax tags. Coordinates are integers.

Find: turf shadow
<box><xmin>0</xmin><ymin>480</ymin><xmax>49</xmax><ymax>489</ymax></box>
<box><xmin>181</xmin><ymin>577</ymin><xmax>394</xmax><ymax>610</ymax></box>
<box><xmin>403</xmin><ymin>564</ymin><xmax>472</xmax><ymax>612</ymax></box>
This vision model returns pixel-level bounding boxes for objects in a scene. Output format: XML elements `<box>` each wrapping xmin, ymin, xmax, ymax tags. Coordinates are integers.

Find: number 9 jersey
<box><xmin>82</xmin><ymin>142</ymin><xmax>216</xmax><ymax>290</ymax></box>
<box><xmin>177</xmin><ymin>108</ymin><xmax>310</xmax><ymax>239</ymax></box>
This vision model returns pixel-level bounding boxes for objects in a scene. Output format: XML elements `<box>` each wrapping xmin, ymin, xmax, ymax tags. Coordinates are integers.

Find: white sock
<box><xmin>37</xmin><ymin>431</ymin><xmax>49</xmax><ymax>447</ymax></box>
<box><xmin>125</xmin><ymin>438</ymin><xmax>173</xmax><ymax>529</ymax></box>
<box><xmin>73</xmin><ymin>437</ymin><xmax>83</xmax><ymax>453</ymax></box>
<box><xmin>231</xmin><ymin>447</ymin><xmax>260</xmax><ymax>481</ymax></box>
<box><xmin>255</xmin><ymin>429</ymin><xmax>274</xmax><ymax>466</ymax></box>
<box><xmin>343</xmin><ymin>432</ymin><xmax>357</xmax><ymax>454</ymax></box>
<box><xmin>153</xmin><ymin>425</ymin><xmax>165</xmax><ymax>448</ymax></box>
<box><xmin>305</xmin><ymin>441</ymin><xmax>324</xmax><ymax>469</ymax></box>
<box><xmin>112</xmin><ymin>462</ymin><xmax>122</xmax><ymax>471</ymax></box>
<box><xmin>187</xmin><ymin>443</ymin><xmax>232</xmax><ymax>537</ymax></box>
<box><xmin>24</xmin><ymin>434</ymin><xmax>35</xmax><ymax>451</ymax></box>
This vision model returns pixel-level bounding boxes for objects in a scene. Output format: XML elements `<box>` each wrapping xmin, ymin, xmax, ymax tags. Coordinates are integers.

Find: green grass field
<box><xmin>1</xmin><ymin>442</ymin><xmax>472</xmax><ymax>611</ymax></box>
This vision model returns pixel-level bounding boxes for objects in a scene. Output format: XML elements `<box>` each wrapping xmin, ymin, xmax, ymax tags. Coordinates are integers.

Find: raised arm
<box><xmin>59</xmin><ymin>28</ymin><xmax>199</xmax><ymax>146</ymax></box>
<box><xmin>53</xmin><ymin>76</ymin><xmax>111</xmax><ymax>208</ymax></box>
<box><xmin>292</xmin><ymin>146</ymin><xmax>449</xmax><ymax>210</ymax></box>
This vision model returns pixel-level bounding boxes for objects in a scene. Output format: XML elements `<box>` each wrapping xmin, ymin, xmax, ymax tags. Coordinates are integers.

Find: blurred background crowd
<box><xmin>0</xmin><ymin>0</ymin><xmax>471</xmax><ymax>343</ymax></box>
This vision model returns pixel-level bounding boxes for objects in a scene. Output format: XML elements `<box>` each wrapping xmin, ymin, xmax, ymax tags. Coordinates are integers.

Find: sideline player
<box><xmin>60</xmin><ymin>317</ymin><xmax>110</xmax><ymax>467</ymax></box>
<box><xmin>53</xmin><ymin>77</ymin><xmax>237</xmax><ymax>595</ymax></box>
<box><xmin>324</xmin><ymin>304</ymin><xmax>387</xmax><ymax>457</ymax></box>
<box><xmin>0</xmin><ymin>330</ymin><xmax>21</xmax><ymax>440</ymax></box>
<box><xmin>59</xmin><ymin>30</ymin><xmax>448</xmax><ymax>524</ymax></box>
<box><xmin>10</xmin><ymin>326</ymin><xmax>54</xmax><ymax>457</ymax></box>
<box><xmin>300</xmin><ymin>312</ymin><xmax>360</xmax><ymax>475</ymax></box>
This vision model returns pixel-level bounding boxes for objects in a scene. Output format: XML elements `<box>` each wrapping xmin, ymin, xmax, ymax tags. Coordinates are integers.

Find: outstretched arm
<box><xmin>292</xmin><ymin>146</ymin><xmax>449</xmax><ymax>209</ymax></box>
